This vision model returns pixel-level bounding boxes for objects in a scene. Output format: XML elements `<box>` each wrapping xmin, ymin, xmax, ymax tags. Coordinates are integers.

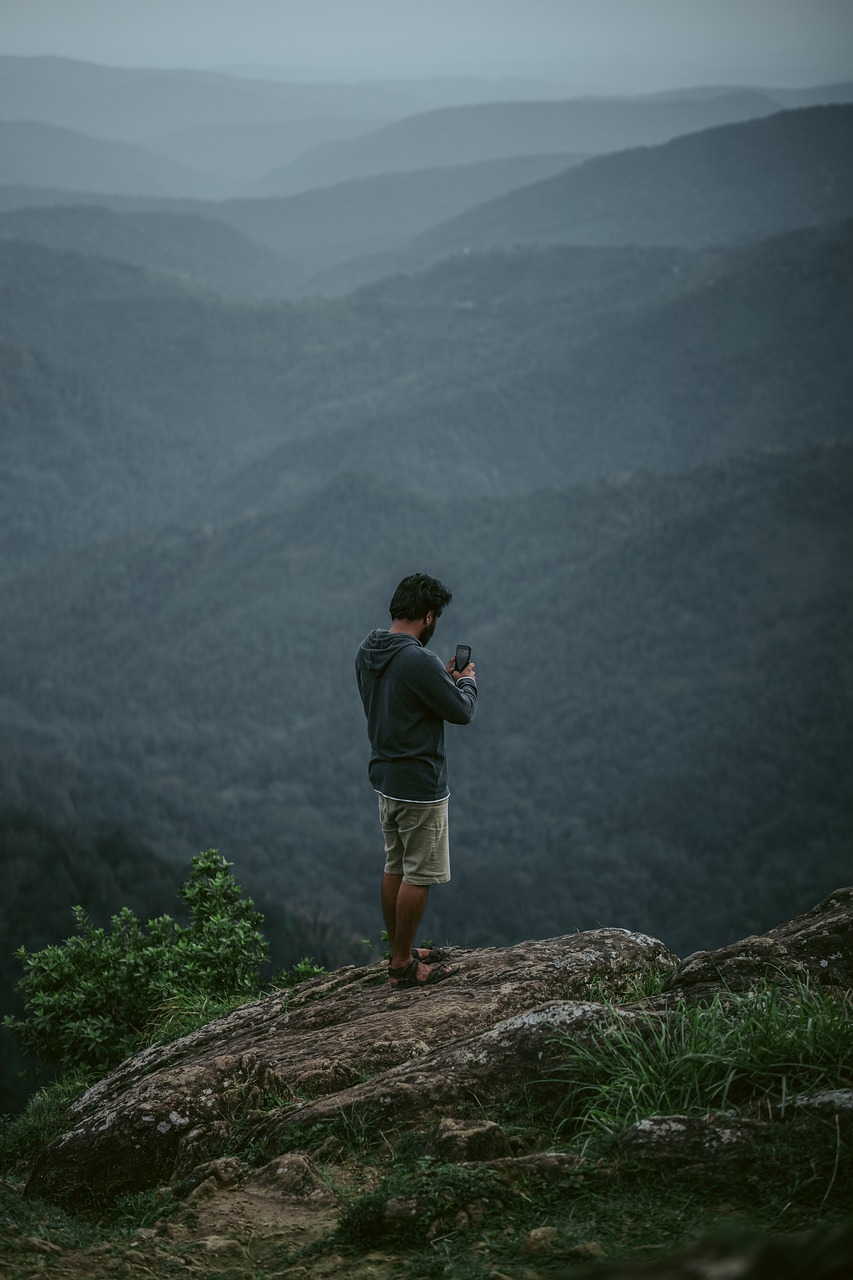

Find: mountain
<box><xmin>162</xmin><ymin>223</ymin><xmax>853</xmax><ymax>512</ymax></box>
<box><xmin>294</xmin><ymin>103</ymin><xmax>853</xmax><ymax>293</ymax></box>
<box><xmin>0</xmin><ymin>156</ymin><xmax>581</xmax><ymax>296</ymax></box>
<box><xmin>0</xmin><ymin>205</ymin><xmax>295</xmax><ymax>298</ymax></box>
<box><xmin>263</xmin><ymin>91</ymin><xmax>781</xmax><ymax>194</ymax></box>
<box><xmin>211</xmin><ymin>154</ymin><xmax>582</xmax><ymax>279</ymax></box>
<box><xmin>767</xmin><ymin>79</ymin><xmax>853</xmax><ymax>108</ymax></box>
<box><xmin>3</xmin><ymin>446</ymin><xmax>850</xmax><ymax>967</ymax></box>
<box><xmin>1</xmin><ymin>58</ymin><xmax>587</xmax><ymax>197</ymax></box>
<box><xmin>0</xmin><ymin>121</ymin><xmax>232</xmax><ymax>199</ymax></box>
<box><xmin>408</xmin><ymin>103</ymin><xmax>853</xmax><ymax>257</ymax></box>
<box><xmin>0</xmin><ymin>56</ymin><xmax>585</xmax><ymax>145</ymax></box>
<box><xmin>146</xmin><ymin>116</ymin><xmax>386</xmax><ymax>187</ymax></box>
<box><xmin>1</xmin><ymin>209</ymin><xmax>850</xmax><ymax>969</ymax></box>
<box><xmin>2</xmin><ymin>220</ymin><xmax>851</xmax><ymax>553</ymax></box>
<box><xmin>5</xmin><ymin>57</ymin><xmax>846</xmax><ymax>153</ymax></box>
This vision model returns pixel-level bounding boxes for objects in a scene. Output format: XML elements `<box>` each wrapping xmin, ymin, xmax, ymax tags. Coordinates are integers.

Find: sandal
<box><xmin>388</xmin><ymin>958</ymin><xmax>456</xmax><ymax>989</ymax></box>
<box><xmin>412</xmin><ymin>945</ymin><xmax>452</xmax><ymax>963</ymax></box>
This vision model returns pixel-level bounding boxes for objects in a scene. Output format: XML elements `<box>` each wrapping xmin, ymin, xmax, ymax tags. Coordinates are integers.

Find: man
<box><xmin>355</xmin><ymin>572</ymin><xmax>477</xmax><ymax>989</ymax></box>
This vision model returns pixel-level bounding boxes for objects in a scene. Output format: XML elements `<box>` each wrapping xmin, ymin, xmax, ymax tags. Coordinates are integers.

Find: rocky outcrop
<box><xmin>26</xmin><ymin>926</ymin><xmax>673</xmax><ymax>1205</ymax></box>
<box><xmin>662</xmin><ymin>885</ymin><xmax>853</xmax><ymax>997</ymax></box>
<box><xmin>24</xmin><ymin>889</ymin><xmax>852</xmax><ymax>1211</ymax></box>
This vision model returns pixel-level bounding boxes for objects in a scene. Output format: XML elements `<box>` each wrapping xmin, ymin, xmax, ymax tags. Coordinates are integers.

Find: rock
<box><xmin>25</xmin><ymin>927</ymin><xmax>673</xmax><ymax>1206</ymax></box>
<box><xmin>567</xmin><ymin>1240</ymin><xmax>606</xmax><ymax>1259</ymax></box>
<box><xmin>774</xmin><ymin>1088</ymin><xmax>853</xmax><ymax>1117</ymax></box>
<box><xmin>664</xmin><ymin>887</ymin><xmax>853</xmax><ymax>998</ymax></box>
<box><xmin>179</xmin><ymin>1155</ymin><xmax>246</xmax><ymax>1195</ymax></box>
<box><xmin>473</xmin><ymin>1151</ymin><xmax>583</xmax><ymax>1181</ymax></box>
<box><xmin>382</xmin><ymin>1193</ymin><xmax>430</xmax><ymax>1223</ymax></box>
<box><xmin>19</xmin><ymin>1238</ymin><xmax>62</xmax><ymax>1255</ymax></box>
<box><xmin>429</xmin><ymin>1117</ymin><xmax>513</xmax><ymax>1161</ymax></box>
<box><xmin>616</xmin><ymin>1113</ymin><xmax>768</xmax><ymax>1168</ymax></box>
<box><xmin>523</xmin><ymin>1225</ymin><xmax>558</xmax><ymax>1252</ymax></box>
<box><xmin>22</xmin><ymin>890</ymin><xmax>852</xmax><ymax>1209</ymax></box>
<box><xmin>201</xmin><ymin>1235</ymin><xmax>242</xmax><ymax>1255</ymax></box>
<box><xmin>249</xmin><ymin>1152</ymin><xmax>335</xmax><ymax>1201</ymax></box>
<box><xmin>257</xmin><ymin>999</ymin><xmax>652</xmax><ymax>1151</ymax></box>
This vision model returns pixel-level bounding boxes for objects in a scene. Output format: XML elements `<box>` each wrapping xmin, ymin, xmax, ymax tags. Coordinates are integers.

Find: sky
<box><xmin>1</xmin><ymin>0</ymin><xmax>852</xmax><ymax>90</ymax></box>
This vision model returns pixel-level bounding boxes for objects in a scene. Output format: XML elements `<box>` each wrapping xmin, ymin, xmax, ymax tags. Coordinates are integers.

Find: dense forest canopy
<box><xmin>1</xmin><ymin>58</ymin><xmax>851</xmax><ymax>1109</ymax></box>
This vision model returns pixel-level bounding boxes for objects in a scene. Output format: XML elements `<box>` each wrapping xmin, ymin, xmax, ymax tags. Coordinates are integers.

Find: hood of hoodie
<box><xmin>356</xmin><ymin>629</ymin><xmax>420</xmax><ymax>675</ymax></box>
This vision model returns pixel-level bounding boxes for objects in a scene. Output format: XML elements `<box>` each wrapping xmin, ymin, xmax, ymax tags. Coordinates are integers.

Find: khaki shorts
<box><xmin>378</xmin><ymin>795</ymin><xmax>451</xmax><ymax>886</ymax></box>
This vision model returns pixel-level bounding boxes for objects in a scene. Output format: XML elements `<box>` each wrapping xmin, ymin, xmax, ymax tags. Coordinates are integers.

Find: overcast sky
<box><xmin>2</xmin><ymin>0</ymin><xmax>852</xmax><ymax>90</ymax></box>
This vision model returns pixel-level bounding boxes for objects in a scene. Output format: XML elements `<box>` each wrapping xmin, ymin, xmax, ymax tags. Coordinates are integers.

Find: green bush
<box><xmin>4</xmin><ymin>850</ymin><xmax>268</xmax><ymax>1073</ymax></box>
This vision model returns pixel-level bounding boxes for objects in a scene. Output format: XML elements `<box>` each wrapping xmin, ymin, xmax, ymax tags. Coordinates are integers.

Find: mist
<box><xmin>2</xmin><ymin>0</ymin><xmax>852</xmax><ymax>90</ymax></box>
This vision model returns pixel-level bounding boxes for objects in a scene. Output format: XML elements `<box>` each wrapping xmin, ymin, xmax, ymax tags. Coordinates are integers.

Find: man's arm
<box><xmin>413</xmin><ymin>651</ymin><xmax>477</xmax><ymax>725</ymax></box>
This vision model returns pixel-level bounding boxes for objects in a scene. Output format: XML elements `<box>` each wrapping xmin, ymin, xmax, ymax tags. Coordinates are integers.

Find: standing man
<box><xmin>355</xmin><ymin>573</ymin><xmax>478</xmax><ymax>989</ymax></box>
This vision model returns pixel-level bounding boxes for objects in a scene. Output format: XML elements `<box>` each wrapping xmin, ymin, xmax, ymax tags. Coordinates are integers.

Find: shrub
<box><xmin>4</xmin><ymin>850</ymin><xmax>268</xmax><ymax>1073</ymax></box>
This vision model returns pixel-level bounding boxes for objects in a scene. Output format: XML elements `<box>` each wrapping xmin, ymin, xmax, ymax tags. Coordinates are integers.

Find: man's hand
<box><xmin>447</xmin><ymin>657</ymin><xmax>475</xmax><ymax>683</ymax></box>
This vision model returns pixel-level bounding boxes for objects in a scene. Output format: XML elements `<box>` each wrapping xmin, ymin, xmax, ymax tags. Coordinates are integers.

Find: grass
<box><xmin>336</xmin><ymin>1161</ymin><xmax>505</xmax><ymax>1251</ymax></box>
<box><xmin>0</xmin><ymin>1069</ymin><xmax>96</xmax><ymax>1173</ymax></box>
<box><xmin>327</xmin><ymin>1109</ymin><xmax>852</xmax><ymax>1279</ymax></box>
<box><xmin>0</xmin><ymin>1181</ymin><xmax>105</xmax><ymax>1252</ymax></box>
<box><xmin>548</xmin><ymin>979</ymin><xmax>853</xmax><ymax>1147</ymax></box>
<box><xmin>409</xmin><ymin>1107</ymin><xmax>847</xmax><ymax>1265</ymax></box>
<box><xmin>142</xmin><ymin>986</ymin><xmax>257</xmax><ymax>1045</ymax></box>
<box><xmin>144</xmin><ymin>957</ymin><xmax>327</xmax><ymax>1045</ymax></box>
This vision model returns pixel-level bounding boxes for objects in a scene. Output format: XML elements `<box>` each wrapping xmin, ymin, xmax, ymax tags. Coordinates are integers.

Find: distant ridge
<box><xmin>195</xmin><ymin>220</ymin><xmax>853</xmax><ymax>512</ymax></box>
<box><xmin>264</xmin><ymin>90</ymin><xmax>782</xmax><ymax>194</ymax></box>
<box><xmin>0</xmin><ymin>204</ymin><xmax>295</xmax><ymax>298</ymax></box>
<box><xmin>0</xmin><ymin>54</ymin><xmax>600</xmax><ymax>149</ymax></box>
<box><xmin>409</xmin><ymin>104</ymin><xmax>853</xmax><ymax>257</ymax></box>
<box><xmin>0</xmin><ymin>120</ymin><xmax>231</xmax><ymax>199</ymax></box>
<box><xmin>0</xmin><ymin>155</ymin><xmax>581</xmax><ymax>294</ymax></box>
<box><xmin>214</xmin><ymin>154</ymin><xmax>584</xmax><ymax>278</ymax></box>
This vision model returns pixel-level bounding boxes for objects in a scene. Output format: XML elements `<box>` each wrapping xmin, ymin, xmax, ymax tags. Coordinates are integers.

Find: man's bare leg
<box><xmin>381</xmin><ymin>873</ymin><xmax>441</xmax><ymax>980</ymax></box>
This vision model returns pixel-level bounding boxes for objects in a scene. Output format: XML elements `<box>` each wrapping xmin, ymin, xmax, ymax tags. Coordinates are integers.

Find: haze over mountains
<box><xmin>2</xmin><ymin>54</ymin><xmax>851</xmax><ymax>1108</ymax></box>
<box><xmin>3</xmin><ymin>58</ymin><xmax>852</xmax><ymax>201</ymax></box>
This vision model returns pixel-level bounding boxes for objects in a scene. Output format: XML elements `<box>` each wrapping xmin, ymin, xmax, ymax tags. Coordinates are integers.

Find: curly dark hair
<box><xmin>388</xmin><ymin>573</ymin><xmax>453</xmax><ymax>621</ymax></box>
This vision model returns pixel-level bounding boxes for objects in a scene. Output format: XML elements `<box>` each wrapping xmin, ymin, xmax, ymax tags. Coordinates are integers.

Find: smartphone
<box><xmin>455</xmin><ymin>644</ymin><xmax>472</xmax><ymax>672</ymax></box>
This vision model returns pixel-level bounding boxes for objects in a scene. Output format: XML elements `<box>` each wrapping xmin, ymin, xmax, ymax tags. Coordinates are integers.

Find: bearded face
<box><xmin>418</xmin><ymin>617</ymin><xmax>437</xmax><ymax>647</ymax></box>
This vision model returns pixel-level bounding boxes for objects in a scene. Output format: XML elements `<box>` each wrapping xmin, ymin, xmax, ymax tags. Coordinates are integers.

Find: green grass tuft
<box><xmin>0</xmin><ymin>1070</ymin><xmax>96</xmax><ymax>1174</ymax></box>
<box><xmin>550</xmin><ymin>980</ymin><xmax>853</xmax><ymax>1146</ymax></box>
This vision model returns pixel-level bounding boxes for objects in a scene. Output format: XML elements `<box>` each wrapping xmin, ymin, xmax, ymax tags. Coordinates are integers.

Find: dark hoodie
<box><xmin>355</xmin><ymin>629</ymin><xmax>477</xmax><ymax>802</ymax></box>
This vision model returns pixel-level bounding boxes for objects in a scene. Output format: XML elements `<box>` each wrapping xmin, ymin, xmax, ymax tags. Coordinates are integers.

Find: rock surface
<box><xmin>663</xmin><ymin>885</ymin><xmax>853</xmax><ymax>997</ymax></box>
<box><xmin>24</xmin><ymin>888</ymin><xmax>852</xmax><ymax>1217</ymax></box>
<box><xmin>26</xmin><ymin>927</ymin><xmax>674</xmax><ymax>1205</ymax></box>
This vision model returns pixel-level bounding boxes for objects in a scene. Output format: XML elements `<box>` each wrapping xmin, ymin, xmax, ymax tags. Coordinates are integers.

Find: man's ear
<box><xmin>426</xmin><ymin>611</ymin><xmax>434</xmax><ymax>624</ymax></box>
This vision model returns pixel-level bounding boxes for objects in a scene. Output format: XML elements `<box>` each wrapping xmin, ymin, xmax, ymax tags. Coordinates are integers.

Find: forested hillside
<box><xmin>1</xmin><ymin>70</ymin><xmax>850</xmax><ymax>1109</ymax></box>
<box><xmin>410</xmin><ymin>104</ymin><xmax>853</xmax><ymax>254</ymax></box>
<box><xmin>276</xmin><ymin>103</ymin><xmax>853</xmax><ymax>292</ymax></box>
<box><xmin>0</xmin><ymin>204</ymin><xmax>296</xmax><ymax>297</ymax></box>
<box><xmin>0</xmin><ymin>154</ymin><xmax>579</xmax><ymax>295</ymax></box>
<box><xmin>0</xmin><ymin>121</ymin><xmax>225</xmax><ymax>199</ymax></box>
<box><xmin>3</xmin><ymin>222</ymin><xmax>851</xmax><ymax>546</ymax></box>
<box><xmin>264</xmin><ymin>91</ymin><xmax>782</xmax><ymax>193</ymax></box>
<box><xmin>3</xmin><ymin>446</ymin><xmax>851</xmax><ymax>960</ymax></box>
